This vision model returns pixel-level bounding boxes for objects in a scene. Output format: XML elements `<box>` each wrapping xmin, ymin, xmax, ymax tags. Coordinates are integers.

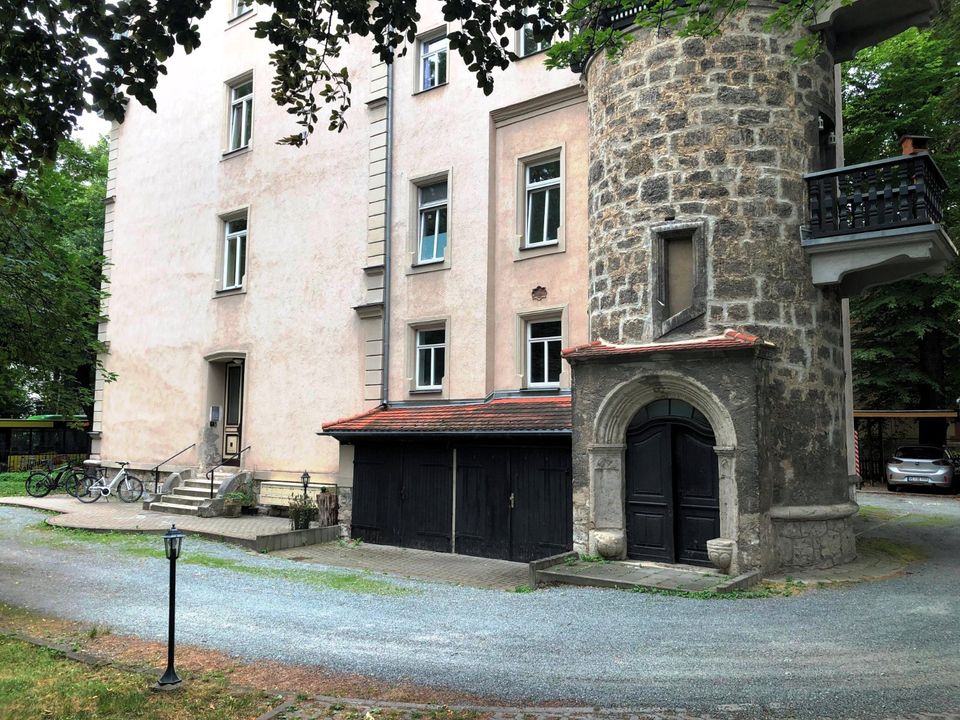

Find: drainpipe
<box><xmin>381</xmin><ymin>61</ymin><xmax>394</xmax><ymax>406</ymax></box>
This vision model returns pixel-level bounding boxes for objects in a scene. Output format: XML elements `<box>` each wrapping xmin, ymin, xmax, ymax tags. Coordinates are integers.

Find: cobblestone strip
<box><xmin>274</xmin><ymin>695</ymin><xmax>960</xmax><ymax>720</ymax></box>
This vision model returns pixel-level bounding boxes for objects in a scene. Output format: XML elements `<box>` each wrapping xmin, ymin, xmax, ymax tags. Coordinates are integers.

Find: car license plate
<box><xmin>905</xmin><ymin>476</ymin><xmax>926</xmax><ymax>483</ymax></box>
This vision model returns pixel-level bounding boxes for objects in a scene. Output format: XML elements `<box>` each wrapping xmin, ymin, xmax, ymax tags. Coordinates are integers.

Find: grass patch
<box><xmin>0</xmin><ymin>472</ymin><xmax>30</xmax><ymax>498</ymax></box>
<box><xmin>859</xmin><ymin>536</ymin><xmax>927</xmax><ymax>564</ymax></box>
<box><xmin>26</xmin><ymin>524</ymin><xmax>416</xmax><ymax>596</ymax></box>
<box><xmin>0</xmin><ymin>635</ymin><xmax>276</xmax><ymax>720</ymax></box>
<box><xmin>628</xmin><ymin>578</ymin><xmax>805</xmax><ymax>600</ymax></box>
<box><xmin>901</xmin><ymin>514</ymin><xmax>959</xmax><ymax>528</ymax></box>
<box><xmin>857</xmin><ymin>505</ymin><xmax>901</xmax><ymax>522</ymax></box>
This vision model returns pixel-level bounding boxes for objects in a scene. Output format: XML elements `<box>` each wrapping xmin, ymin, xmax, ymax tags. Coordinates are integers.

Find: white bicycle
<box><xmin>75</xmin><ymin>461</ymin><xmax>144</xmax><ymax>503</ymax></box>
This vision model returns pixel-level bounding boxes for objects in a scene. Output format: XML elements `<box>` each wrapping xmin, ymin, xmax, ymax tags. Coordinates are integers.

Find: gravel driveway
<box><xmin>1</xmin><ymin>493</ymin><xmax>959</xmax><ymax>718</ymax></box>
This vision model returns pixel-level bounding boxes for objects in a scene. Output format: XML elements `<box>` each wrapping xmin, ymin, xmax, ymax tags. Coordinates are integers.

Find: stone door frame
<box><xmin>586</xmin><ymin>371</ymin><xmax>739</xmax><ymax>567</ymax></box>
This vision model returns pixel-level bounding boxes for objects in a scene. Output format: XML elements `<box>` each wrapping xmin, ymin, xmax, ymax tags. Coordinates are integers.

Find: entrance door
<box><xmin>223</xmin><ymin>361</ymin><xmax>244</xmax><ymax>463</ymax></box>
<box><xmin>624</xmin><ymin>399</ymin><xmax>720</xmax><ymax>566</ymax></box>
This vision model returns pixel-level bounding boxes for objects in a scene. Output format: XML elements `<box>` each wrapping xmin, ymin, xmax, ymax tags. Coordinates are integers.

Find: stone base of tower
<box><xmin>565</xmin><ymin>330</ymin><xmax>859</xmax><ymax>576</ymax></box>
<box><xmin>771</xmin><ymin>504</ymin><xmax>858</xmax><ymax>570</ymax></box>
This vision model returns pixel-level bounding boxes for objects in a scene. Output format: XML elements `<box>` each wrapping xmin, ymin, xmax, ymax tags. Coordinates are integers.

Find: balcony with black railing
<box><xmin>802</xmin><ymin>152</ymin><xmax>955</xmax><ymax>294</ymax></box>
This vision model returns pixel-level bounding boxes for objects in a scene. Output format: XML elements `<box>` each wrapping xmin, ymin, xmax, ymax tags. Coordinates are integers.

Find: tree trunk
<box><xmin>918</xmin><ymin>328</ymin><xmax>947</xmax><ymax>446</ymax></box>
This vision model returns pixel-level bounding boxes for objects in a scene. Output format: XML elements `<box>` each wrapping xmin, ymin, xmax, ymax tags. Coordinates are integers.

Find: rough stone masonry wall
<box><xmin>584</xmin><ymin>6</ymin><xmax>855</xmax><ymax>569</ymax></box>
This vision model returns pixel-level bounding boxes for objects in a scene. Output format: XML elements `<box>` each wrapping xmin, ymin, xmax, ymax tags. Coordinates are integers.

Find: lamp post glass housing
<box><xmin>301</xmin><ymin>470</ymin><xmax>310</xmax><ymax>499</ymax></box>
<box><xmin>159</xmin><ymin>525</ymin><xmax>185</xmax><ymax>687</ymax></box>
<box><xmin>163</xmin><ymin>525</ymin><xmax>184</xmax><ymax>560</ymax></box>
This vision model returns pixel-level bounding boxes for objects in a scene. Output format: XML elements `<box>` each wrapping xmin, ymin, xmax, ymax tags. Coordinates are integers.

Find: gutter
<box><xmin>381</xmin><ymin>61</ymin><xmax>394</xmax><ymax>405</ymax></box>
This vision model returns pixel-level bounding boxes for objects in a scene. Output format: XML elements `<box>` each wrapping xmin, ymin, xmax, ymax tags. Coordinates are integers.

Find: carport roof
<box><xmin>321</xmin><ymin>396</ymin><xmax>572</xmax><ymax>437</ymax></box>
<box><xmin>561</xmin><ymin>329</ymin><xmax>773</xmax><ymax>362</ymax></box>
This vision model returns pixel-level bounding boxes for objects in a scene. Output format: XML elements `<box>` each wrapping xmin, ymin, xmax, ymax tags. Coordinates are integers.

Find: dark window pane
<box><xmin>418</xmin><ymin>348</ymin><xmax>432</xmax><ymax>387</ymax></box>
<box><xmin>419</xmin><ymin>329</ymin><xmax>445</xmax><ymax>345</ymax></box>
<box><xmin>233</xmin><ymin>81</ymin><xmax>252</xmax><ymax>98</ymax></box>
<box><xmin>420</xmin><ymin>181</ymin><xmax>447</xmax><ymax>205</ymax></box>
<box><xmin>434</xmin><ymin>347</ymin><xmax>445</xmax><ymax>385</ymax></box>
<box><xmin>527</xmin><ymin>190</ymin><xmax>546</xmax><ymax>244</ymax></box>
<box><xmin>529</xmin><ymin>160</ymin><xmax>560</xmax><ymax>184</ymax></box>
<box><xmin>547</xmin><ymin>339</ymin><xmax>562</xmax><ymax>382</ymax></box>
<box><xmin>226</xmin><ymin>365</ymin><xmax>243</xmax><ymax>426</ymax></box>
<box><xmin>530</xmin><ymin>320</ymin><xmax>561</xmax><ymax>339</ymax></box>
<box><xmin>436</xmin><ymin>208</ymin><xmax>447</xmax><ymax>259</ymax></box>
<box><xmin>546</xmin><ymin>187</ymin><xmax>560</xmax><ymax>241</ymax></box>
<box><xmin>530</xmin><ymin>341</ymin><xmax>545</xmax><ymax>383</ymax></box>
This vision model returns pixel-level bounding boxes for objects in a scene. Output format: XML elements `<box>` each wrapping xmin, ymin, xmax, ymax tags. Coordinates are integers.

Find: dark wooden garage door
<box><xmin>353</xmin><ymin>441</ymin><xmax>572</xmax><ymax>562</ymax></box>
<box><xmin>455</xmin><ymin>444</ymin><xmax>572</xmax><ymax>563</ymax></box>
<box><xmin>351</xmin><ymin>443</ymin><xmax>452</xmax><ymax>554</ymax></box>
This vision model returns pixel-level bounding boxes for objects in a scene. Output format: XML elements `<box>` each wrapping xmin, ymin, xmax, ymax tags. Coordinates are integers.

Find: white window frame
<box><xmin>419</xmin><ymin>34</ymin><xmax>448</xmax><ymax>91</ymax></box>
<box><xmin>526</xmin><ymin>318</ymin><xmax>562</xmax><ymax>388</ymax></box>
<box><xmin>524</xmin><ymin>156</ymin><xmax>561</xmax><ymax>248</ymax></box>
<box><xmin>221</xmin><ymin>214</ymin><xmax>247</xmax><ymax>291</ymax></box>
<box><xmin>417</xmin><ymin>180</ymin><xmax>448</xmax><ymax>265</ymax></box>
<box><xmin>227</xmin><ymin>78</ymin><xmax>253</xmax><ymax>152</ymax></box>
<box><xmin>414</xmin><ymin>326</ymin><xmax>446</xmax><ymax>391</ymax></box>
<box><xmin>519</xmin><ymin>23</ymin><xmax>550</xmax><ymax>57</ymax></box>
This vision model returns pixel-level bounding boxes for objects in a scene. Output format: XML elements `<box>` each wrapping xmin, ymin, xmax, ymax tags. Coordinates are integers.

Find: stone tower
<box><xmin>566</xmin><ymin>7</ymin><xmax>857</xmax><ymax>573</ymax></box>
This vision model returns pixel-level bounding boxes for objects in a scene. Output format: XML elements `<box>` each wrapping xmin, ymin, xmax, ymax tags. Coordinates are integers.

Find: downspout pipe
<box><xmin>381</xmin><ymin>61</ymin><xmax>394</xmax><ymax>406</ymax></box>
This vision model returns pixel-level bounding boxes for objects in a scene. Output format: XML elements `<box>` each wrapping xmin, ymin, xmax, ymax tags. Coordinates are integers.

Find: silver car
<box><xmin>886</xmin><ymin>445</ymin><xmax>955</xmax><ymax>491</ymax></box>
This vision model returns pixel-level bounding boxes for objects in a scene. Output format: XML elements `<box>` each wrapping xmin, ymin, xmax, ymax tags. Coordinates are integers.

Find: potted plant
<box><xmin>288</xmin><ymin>493</ymin><xmax>317</xmax><ymax>531</ymax></box>
<box><xmin>222</xmin><ymin>491</ymin><xmax>245</xmax><ymax>518</ymax></box>
<box><xmin>239</xmin><ymin>482</ymin><xmax>258</xmax><ymax>515</ymax></box>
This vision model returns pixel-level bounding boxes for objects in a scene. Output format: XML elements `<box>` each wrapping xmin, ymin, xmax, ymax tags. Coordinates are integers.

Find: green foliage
<box><xmin>2</xmin><ymin>0</ymin><xmax>831</xmax><ymax>186</ymax></box>
<box><xmin>0</xmin><ymin>471</ymin><xmax>29</xmax><ymax>497</ymax></box>
<box><xmin>628</xmin><ymin>578</ymin><xmax>805</xmax><ymax>599</ymax></box>
<box><xmin>0</xmin><ymin>138</ymin><xmax>110</xmax><ymax>418</ymax></box>
<box><xmin>844</xmin><ymin>9</ymin><xmax>960</xmax><ymax>412</ymax></box>
<box><xmin>288</xmin><ymin>492</ymin><xmax>317</xmax><ymax>530</ymax></box>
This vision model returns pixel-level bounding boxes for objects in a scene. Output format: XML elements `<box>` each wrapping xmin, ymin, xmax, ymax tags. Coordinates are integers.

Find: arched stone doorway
<box><xmin>624</xmin><ymin>399</ymin><xmax>720</xmax><ymax>565</ymax></box>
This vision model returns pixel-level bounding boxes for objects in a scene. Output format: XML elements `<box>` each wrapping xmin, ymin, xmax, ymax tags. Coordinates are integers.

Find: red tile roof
<box><xmin>562</xmin><ymin>329</ymin><xmax>773</xmax><ymax>361</ymax></box>
<box><xmin>322</xmin><ymin>396</ymin><xmax>572</xmax><ymax>436</ymax></box>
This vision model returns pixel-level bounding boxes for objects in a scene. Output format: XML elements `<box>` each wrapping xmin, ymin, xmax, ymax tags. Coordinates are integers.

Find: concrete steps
<box><xmin>147</xmin><ymin>501</ymin><xmax>207</xmax><ymax>516</ymax></box>
<box><xmin>144</xmin><ymin>469</ymin><xmax>242</xmax><ymax>518</ymax></box>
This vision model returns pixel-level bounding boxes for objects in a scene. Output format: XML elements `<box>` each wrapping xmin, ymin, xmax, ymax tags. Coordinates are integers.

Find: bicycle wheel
<box><xmin>25</xmin><ymin>472</ymin><xmax>52</xmax><ymax>498</ymax></box>
<box><xmin>118</xmin><ymin>474</ymin><xmax>144</xmax><ymax>503</ymax></box>
<box><xmin>76</xmin><ymin>475</ymin><xmax>102</xmax><ymax>503</ymax></box>
<box><xmin>65</xmin><ymin>469</ymin><xmax>87</xmax><ymax>498</ymax></box>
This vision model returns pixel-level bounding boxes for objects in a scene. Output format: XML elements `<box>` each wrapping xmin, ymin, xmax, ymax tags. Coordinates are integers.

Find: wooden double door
<box><xmin>624</xmin><ymin>401</ymin><xmax>720</xmax><ymax>566</ymax></box>
<box><xmin>350</xmin><ymin>441</ymin><xmax>572</xmax><ymax>562</ymax></box>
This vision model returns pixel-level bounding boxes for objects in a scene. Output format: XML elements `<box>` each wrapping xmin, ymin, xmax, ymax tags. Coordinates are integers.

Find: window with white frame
<box><xmin>525</xmin><ymin>157</ymin><xmax>561</xmax><ymax>246</ymax></box>
<box><xmin>222</xmin><ymin>214</ymin><xmax>247</xmax><ymax>290</ymax></box>
<box><xmin>232</xmin><ymin>0</ymin><xmax>253</xmax><ymax>18</ymax></box>
<box><xmin>228</xmin><ymin>79</ymin><xmax>253</xmax><ymax>151</ymax></box>
<box><xmin>417</xmin><ymin>180</ymin><xmax>448</xmax><ymax>264</ymax></box>
<box><xmin>419</xmin><ymin>35</ymin><xmax>448</xmax><ymax>91</ymax></box>
<box><xmin>520</xmin><ymin>24</ymin><xmax>551</xmax><ymax>57</ymax></box>
<box><xmin>415</xmin><ymin>327</ymin><xmax>446</xmax><ymax>390</ymax></box>
<box><xmin>527</xmin><ymin>318</ymin><xmax>562</xmax><ymax>387</ymax></box>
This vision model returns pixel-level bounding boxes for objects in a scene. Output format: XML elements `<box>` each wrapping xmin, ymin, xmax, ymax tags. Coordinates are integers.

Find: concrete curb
<box><xmin>714</xmin><ymin>570</ymin><xmax>761</xmax><ymax>593</ymax></box>
<box><xmin>528</xmin><ymin>550</ymin><xmax>577</xmax><ymax>588</ymax></box>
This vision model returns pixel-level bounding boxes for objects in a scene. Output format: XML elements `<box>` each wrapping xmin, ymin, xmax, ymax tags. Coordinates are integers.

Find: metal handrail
<box><xmin>207</xmin><ymin>445</ymin><xmax>251</xmax><ymax>498</ymax></box>
<box><xmin>150</xmin><ymin>443</ymin><xmax>197</xmax><ymax>494</ymax></box>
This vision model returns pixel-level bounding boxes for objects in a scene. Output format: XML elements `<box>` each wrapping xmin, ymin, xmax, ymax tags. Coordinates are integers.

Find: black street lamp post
<box><xmin>158</xmin><ymin>524</ymin><xmax>185</xmax><ymax>688</ymax></box>
<box><xmin>301</xmin><ymin>470</ymin><xmax>310</xmax><ymax>500</ymax></box>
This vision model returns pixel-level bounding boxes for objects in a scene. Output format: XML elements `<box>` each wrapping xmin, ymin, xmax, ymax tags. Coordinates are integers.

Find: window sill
<box><xmin>413</xmin><ymin>82</ymin><xmax>448</xmax><ymax>96</ymax></box>
<box><xmin>406</xmin><ymin>260</ymin><xmax>450</xmax><ymax>276</ymax></box>
<box><xmin>518</xmin><ymin>47</ymin><xmax>550</xmax><ymax>60</ymax></box>
<box><xmin>227</xmin><ymin>9</ymin><xmax>256</xmax><ymax>28</ymax></box>
<box><xmin>221</xmin><ymin>146</ymin><xmax>252</xmax><ymax>161</ymax></box>
<box><xmin>514</xmin><ymin>240</ymin><xmax>565</xmax><ymax>262</ymax></box>
<box><xmin>213</xmin><ymin>286</ymin><xmax>247</xmax><ymax>299</ymax></box>
<box><xmin>410</xmin><ymin>388</ymin><xmax>443</xmax><ymax>395</ymax></box>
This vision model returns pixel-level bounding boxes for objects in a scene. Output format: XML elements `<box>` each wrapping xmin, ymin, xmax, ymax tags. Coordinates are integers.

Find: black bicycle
<box><xmin>25</xmin><ymin>462</ymin><xmax>86</xmax><ymax>499</ymax></box>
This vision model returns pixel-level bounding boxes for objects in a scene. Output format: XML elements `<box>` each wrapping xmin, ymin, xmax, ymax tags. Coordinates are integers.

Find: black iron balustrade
<box><xmin>150</xmin><ymin>443</ymin><xmax>196</xmax><ymax>494</ymax></box>
<box><xmin>207</xmin><ymin>445</ymin><xmax>251</xmax><ymax>498</ymax></box>
<box><xmin>804</xmin><ymin>152</ymin><xmax>948</xmax><ymax>241</ymax></box>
